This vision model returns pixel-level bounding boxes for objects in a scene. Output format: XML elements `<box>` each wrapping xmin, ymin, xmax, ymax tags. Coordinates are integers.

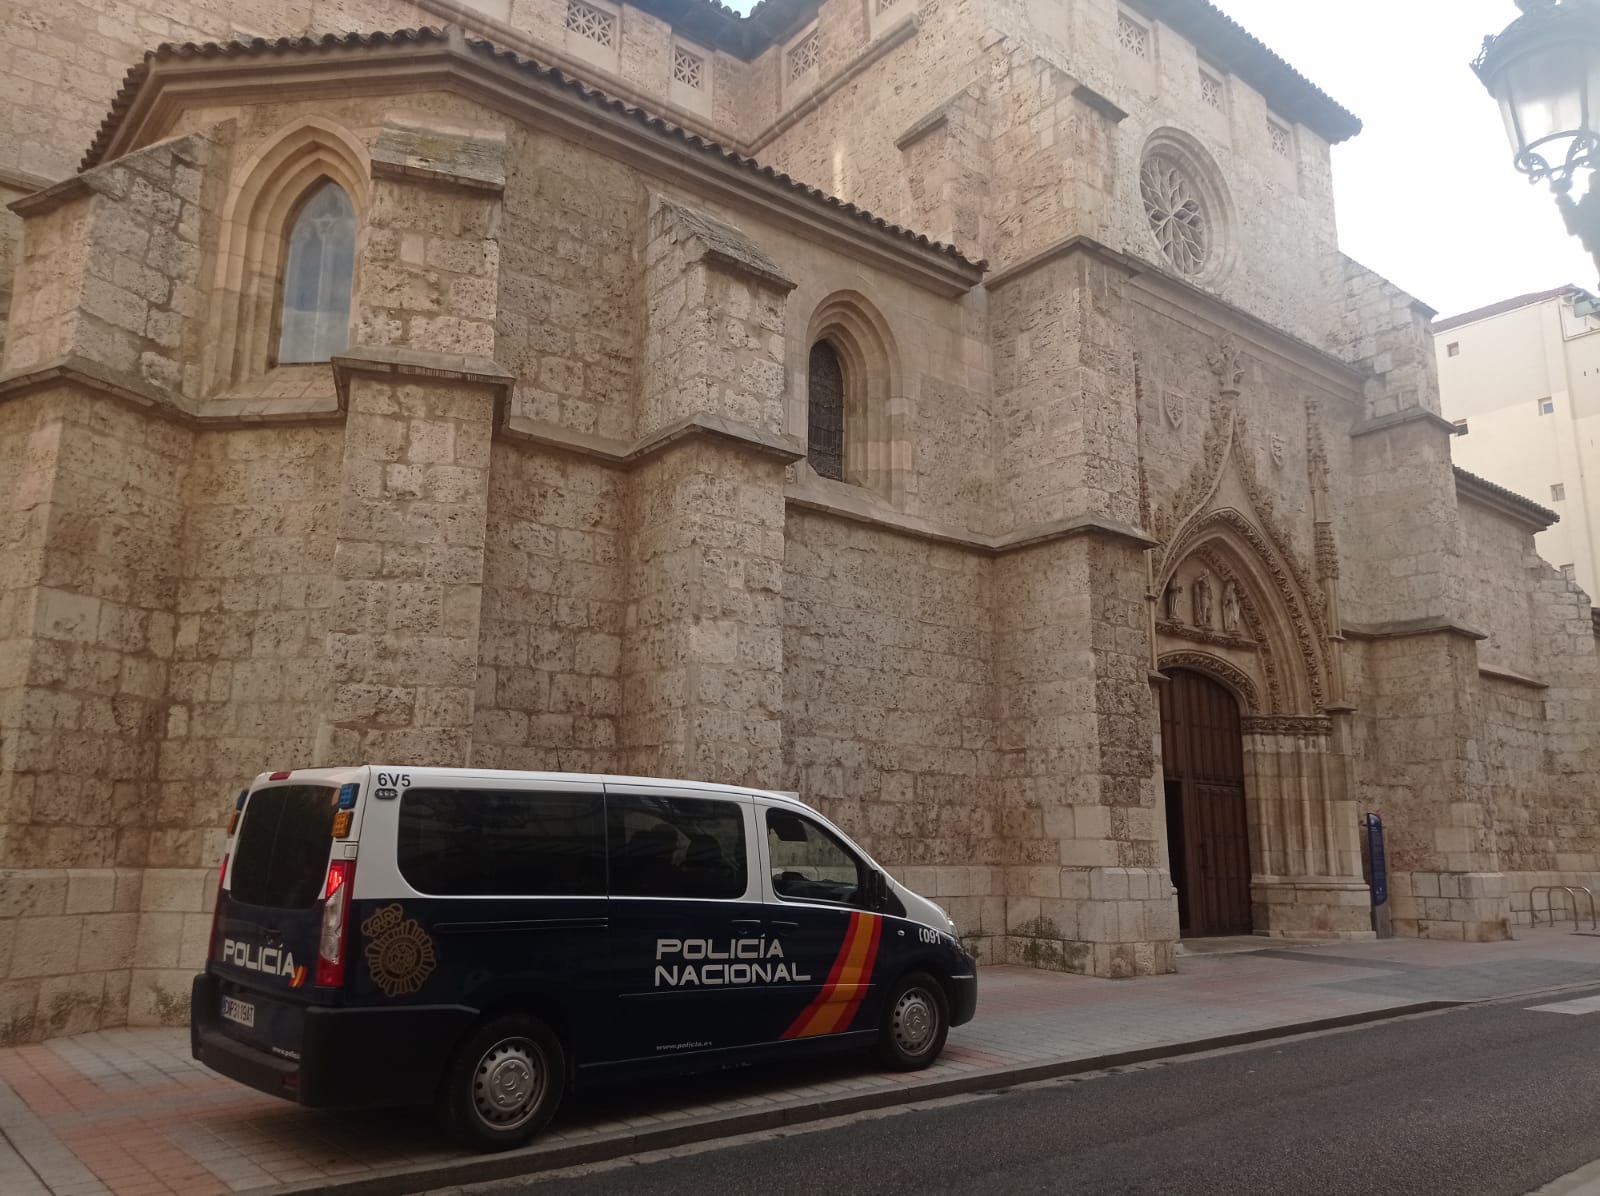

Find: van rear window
<box><xmin>230</xmin><ymin>785</ymin><xmax>338</xmax><ymax>909</ymax></box>
<box><xmin>398</xmin><ymin>789</ymin><xmax>606</xmax><ymax>896</ymax></box>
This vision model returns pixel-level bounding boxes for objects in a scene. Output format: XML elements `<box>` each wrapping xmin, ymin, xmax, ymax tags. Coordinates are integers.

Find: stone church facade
<box><xmin>0</xmin><ymin>0</ymin><xmax>1597</xmax><ymax>1039</ymax></box>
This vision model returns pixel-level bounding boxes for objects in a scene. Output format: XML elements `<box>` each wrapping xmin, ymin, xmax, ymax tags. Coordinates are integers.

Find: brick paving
<box><xmin>3</xmin><ymin>930</ymin><xmax>1600</xmax><ymax>1196</ymax></box>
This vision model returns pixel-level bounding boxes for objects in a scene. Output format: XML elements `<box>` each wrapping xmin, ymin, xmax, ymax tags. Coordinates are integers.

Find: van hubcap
<box><xmin>892</xmin><ymin>988</ymin><xmax>937</xmax><ymax>1055</ymax></box>
<box><xmin>473</xmin><ymin>1039</ymin><xmax>544</xmax><ymax>1128</ymax></box>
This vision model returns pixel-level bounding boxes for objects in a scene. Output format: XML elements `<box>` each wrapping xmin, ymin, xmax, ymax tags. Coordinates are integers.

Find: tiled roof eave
<box><xmin>77</xmin><ymin>27</ymin><xmax>984</xmax><ymax>282</ymax></box>
<box><xmin>1454</xmin><ymin>465</ymin><xmax>1559</xmax><ymax>530</ymax></box>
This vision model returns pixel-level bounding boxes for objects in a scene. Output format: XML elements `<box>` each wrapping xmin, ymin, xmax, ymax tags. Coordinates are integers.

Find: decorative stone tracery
<box><xmin>1141</xmin><ymin>152</ymin><xmax>1209</xmax><ymax>275</ymax></box>
<box><xmin>1158</xmin><ymin>651</ymin><xmax>1261</xmax><ymax>714</ymax></box>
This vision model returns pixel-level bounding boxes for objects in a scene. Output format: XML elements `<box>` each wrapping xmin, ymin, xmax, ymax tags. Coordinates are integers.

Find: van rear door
<box><xmin>210</xmin><ymin>775</ymin><xmax>353</xmax><ymax>1059</ymax></box>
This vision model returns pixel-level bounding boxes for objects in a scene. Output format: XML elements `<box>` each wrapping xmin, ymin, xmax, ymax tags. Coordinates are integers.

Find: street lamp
<box><xmin>1475</xmin><ymin>0</ymin><xmax>1600</xmax><ymax>275</ymax></box>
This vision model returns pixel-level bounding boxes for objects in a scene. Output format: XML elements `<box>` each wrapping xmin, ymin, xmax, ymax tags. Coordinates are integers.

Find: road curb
<box><xmin>257</xmin><ymin>1000</ymin><xmax>1461</xmax><ymax>1196</ymax></box>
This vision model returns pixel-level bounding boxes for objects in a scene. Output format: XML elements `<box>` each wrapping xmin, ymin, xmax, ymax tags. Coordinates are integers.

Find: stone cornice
<box><xmin>10</xmin><ymin>176</ymin><xmax>97</xmax><ymax>218</ymax></box>
<box><xmin>0</xmin><ymin>356</ymin><xmax>184</xmax><ymax>415</ymax></box>
<box><xmin>0</xmin><ymin>165</ymin><xmax>56</xmax><ymax>195</ymax></box>
<box><xmin>1342</xmin><ymin>617</ymin><xmax>1489</xmax><ymax>643</ymax></box>
<box><xmin>985</xmin><ymin>235</ymin><xmax>1368</xmax><ymax>398</ymax></box>
<box><xmin>331</xmin><ymin>346</ymin><xmax>515</xmax><ymax>402</ymax></box>
<box><xmin>500</xmin><ymin>412</ymin><xmax>804</xmax><ymax>467</ymax></box>
<box><xmin>0</xmin><ymin>356</ymin><xmax>346</xmax><ymax>425</ymax></box>
<box><xmin>1478</xmin><ymin>663</ymin><xmax>1549</xmax><ymax>691</ymax></box>
<box><xmin>84</xmin><ymin>30</ymin><xmax>984</xmax><ymax>297</ymax></box>
<box><xmin>785</xmin><ymin>482</ymin><xmax>1158</xmax><ymax>555</ymax></box>
<box><xmin>1348</xmin><ymin>407</ymin><xmax>1458</xmax><ymax>440</ymax></box>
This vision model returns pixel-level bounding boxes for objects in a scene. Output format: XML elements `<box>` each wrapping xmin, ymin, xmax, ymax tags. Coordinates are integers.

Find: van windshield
<box><xmin>230</xmin><ymin>784</ymin><xmax>338</xmax><ymax>909</ymax></box>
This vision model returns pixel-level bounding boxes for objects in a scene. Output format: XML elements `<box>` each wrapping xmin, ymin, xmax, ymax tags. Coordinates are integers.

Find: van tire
<box><xmin>876</xmin><ymin>971</ymin><xmax>949</xmax><ymax>1070</ymax></box>
<box><xmin>440</xmin><ymin>1014</ymin><xmax>565</xmax><ymax>1152</ymax></box>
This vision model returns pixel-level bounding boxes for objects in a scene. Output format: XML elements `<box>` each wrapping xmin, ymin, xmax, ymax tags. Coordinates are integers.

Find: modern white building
<box><xmin>1436</xmin><ymin>285</ymin><xmax>1600</xmax><ymax>596</ymax></box>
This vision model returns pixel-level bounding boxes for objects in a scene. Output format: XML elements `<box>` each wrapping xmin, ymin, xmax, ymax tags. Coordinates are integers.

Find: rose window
<box><xmin>1141</xmin><ymin>154</ymin><xmax>1210</xmax><ymax>275</ymax></box>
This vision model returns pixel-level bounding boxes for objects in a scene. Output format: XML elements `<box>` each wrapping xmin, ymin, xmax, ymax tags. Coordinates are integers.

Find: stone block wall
<box><xmin>496</xmin><ymin>127</ymin><xmax>644</xmax><ymax>440</ymax></box>
<box><xmin>474</xmin><ymin>445</ymin><xmax>626</xmax><ymax>773</ymax></box>
<box><xmin>1331</xmin><ymin>257</ymin><xmax>1440</xmax><ymax>422</ymax></box>
<box><xmin>2</xmin><ymin>7</ymin><xmax>1599</xmax><ymax>1044</ymax></box>
<box><xmin>781</xmin><ymin>511</ymin><xmax>999</xmax><ymax>948</ymax></box>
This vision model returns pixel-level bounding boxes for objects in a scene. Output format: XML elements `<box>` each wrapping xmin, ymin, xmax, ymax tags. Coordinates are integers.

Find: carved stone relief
<box><xmin>1241</xmin><ymin>715</ymin><xmax>1332</xmax><ymax>737</ymax></box>
<box><xmin>1208</xmin><ymin>336</ymin><xmax>1245</xmax><ymax>396</ymax></box>
<box><xmin>1164</xmin><ymin>388</ymin><xmax>1191</xmax><ymax>431</ymax></box>
<box><xmin>1159</xmin><ymin>651</ymin><xmax>1260</xmax><ymax>714</ymax></box>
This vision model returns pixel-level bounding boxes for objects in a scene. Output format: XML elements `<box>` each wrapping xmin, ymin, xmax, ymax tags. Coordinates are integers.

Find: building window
<box><xmin>1118</xmin><ymin>13</ymin><xmax>1149</xmax><ymax>58</ymax></box>
<box><xmin>808</xmin><ymin>340</ymin><xmax>846</xmax><ymax>481</ymax></box>
<box><xmin>1452</xmin><ymin>418</ymin><xmax>1469</xmax><ymax>436</ymax></box>
<box><xmin>1447</xmin><ymin>342</ymin><xmax>1461</xmax><ymax>357</ymax></box>
<box><xmin>789</xmin><ymin>29</ymin><xmax>820</xmax><ymax>80</ymax></box>
<box><xmin>1540</xmin><ymin>397</ymin><xmax>1556</xmax><ymax>415</ymax></box>
<box><xmin>672</xmin><ymin>45</ymin><xmax>703</xmax><ymax>89</ymax></box>
<box><xmin>1552</xmin><ymin>483</ymin><xmax>1567</xmax><ymax>502</ymax></box>
<box><xmin>1141</xmin><ymin>151</ymin><xmax>1210</xmax><ymax>275</ymax></box>
<box><xmin>1268</xmin><ymin>119</ymin><xmax>1292</xmax><ymax>157</ymax></box>
<box><xmin>565</xmin><ymin>0</ymin><xmax>615</xmax><ymax>48</ymax></box>
<box><xmin>276</xmin><ymin>180</ymin><xmax>356</xmax><ymax>365</ymax></box>
<box><xmin>1562</xmin><ymin>563</ymin><xmax>1578</xmax><ymax>582</ymax></box>
<box><xmin>1200</xmin><ymin>70</ymin><xmax>1223</xmax><ymax>110</ymax></box>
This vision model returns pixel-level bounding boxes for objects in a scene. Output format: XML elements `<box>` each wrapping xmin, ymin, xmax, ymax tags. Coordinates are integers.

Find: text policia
<box><xmin>653</xmin><ymin>936</ymin><xmax>813</xmax><ymax>987</ymax></box>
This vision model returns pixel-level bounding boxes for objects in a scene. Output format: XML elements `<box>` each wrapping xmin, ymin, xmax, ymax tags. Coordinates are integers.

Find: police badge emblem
<box><xmin>362</xmin><ymin>903</ymin><xmax>438</xmax><ymax>998</ymax></box>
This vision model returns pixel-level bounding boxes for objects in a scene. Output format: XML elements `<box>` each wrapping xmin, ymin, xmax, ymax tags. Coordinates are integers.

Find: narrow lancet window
<box><xmin>808</xmin><ymin>341</ymin><xmax>846</xmax><ymax>481</ymax></box>
<box><xmin>277</xmin><ymin>181</ymin><xmax>356</xmax><ymax>364</ymax></box>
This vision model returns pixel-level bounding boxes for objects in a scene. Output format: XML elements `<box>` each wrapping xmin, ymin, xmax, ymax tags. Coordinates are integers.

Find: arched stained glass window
<box><xmin>808</xmin><ymin>340</ymin><xmax>845</xmax><ymax>481</ymax></box>
<box><xmin>277</xmin><ymin>180</ymin><xmax>356</xmax><ymax>364</ymax></box>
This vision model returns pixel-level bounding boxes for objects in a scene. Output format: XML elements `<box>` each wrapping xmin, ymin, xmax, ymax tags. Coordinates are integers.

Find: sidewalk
<box><xmin>4</xmin><ymin>929</ymin><xmax>1600</xmax><ymax>1196</ymax></box>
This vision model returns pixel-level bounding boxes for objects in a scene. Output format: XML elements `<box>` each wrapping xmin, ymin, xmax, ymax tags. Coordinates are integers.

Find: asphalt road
<box><xmin>478</xmin><ymin>986</ymin><xmax>1600</xmax><ymax>1196</ymax></box>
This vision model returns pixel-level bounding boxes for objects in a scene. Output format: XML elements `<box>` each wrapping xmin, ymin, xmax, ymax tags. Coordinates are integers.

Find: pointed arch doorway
<box><xmin>1160</xmin><ymin>668</ymin><xmax>1252</xmax><ymax>936</ymax></box>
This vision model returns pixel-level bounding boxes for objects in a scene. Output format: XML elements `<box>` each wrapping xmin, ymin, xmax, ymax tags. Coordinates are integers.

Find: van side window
<box><xmin>398</xmin><ymin>788</ymin><xmax>605</xmax><ymax>896</ymax></box>
<box><xmin>608</xmin><ymin>795</ymin><xmax>747</xmax><ymax>900</ymax></box>
<box><xmin>766</xmin><ymin>809</ymin><xmax>864</xmax><ymax>908</ymax></box>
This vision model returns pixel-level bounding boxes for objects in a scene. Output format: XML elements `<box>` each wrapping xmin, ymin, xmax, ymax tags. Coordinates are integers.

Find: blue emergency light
<box><xmin>338</xmin><ymin>783</ymin><xmax>360</xmax><ymax>810</ymax></box>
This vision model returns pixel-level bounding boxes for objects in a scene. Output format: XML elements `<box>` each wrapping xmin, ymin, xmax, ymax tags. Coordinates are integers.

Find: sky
<box><xmin>1209</xmin><ymin>0</ymin><xmax>1592</xmax><ymax>318</ymax></box>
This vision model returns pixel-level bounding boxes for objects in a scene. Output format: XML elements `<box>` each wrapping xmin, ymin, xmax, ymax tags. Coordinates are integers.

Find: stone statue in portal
<box><xmin>1222</xmin><ymin>580</ymin><xmax>1242</xmax><ymax>634</ymax></box>
<box><xmin>1192</xmin><ymin>570</ymin><xmax>1213</xmax><ymax>629</ymax></box>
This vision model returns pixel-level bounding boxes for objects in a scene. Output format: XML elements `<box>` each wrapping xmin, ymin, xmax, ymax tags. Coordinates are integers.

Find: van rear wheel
<box><xmin>876</xmin><ymin>971</ymin><xmax>949</xmax><ymax>1070</ymax></box>
<box><xmin>441</xmin><ymin>1014</ymin><xmax>564</xmax><ymax>1152</ymax></box>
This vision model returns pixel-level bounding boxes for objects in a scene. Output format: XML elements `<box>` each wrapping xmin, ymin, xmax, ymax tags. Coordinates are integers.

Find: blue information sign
<box><xmin>1365</xmin><ymin>812</ymin><xmax>1388</xmax><ymax>906</ymax></box>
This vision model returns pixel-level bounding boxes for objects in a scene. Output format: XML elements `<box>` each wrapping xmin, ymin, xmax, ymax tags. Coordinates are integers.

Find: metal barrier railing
<box><xmin>1529</xmin><ymin>885</ymin><xmax>1598</xmax><ymax>931</ymax></box>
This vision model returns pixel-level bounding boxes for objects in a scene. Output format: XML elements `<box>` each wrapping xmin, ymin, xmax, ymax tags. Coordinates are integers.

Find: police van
<box><xmin>191</xmin><ymin>767</ymin><xmax>978</xmax><ymax>1150</ymax></box>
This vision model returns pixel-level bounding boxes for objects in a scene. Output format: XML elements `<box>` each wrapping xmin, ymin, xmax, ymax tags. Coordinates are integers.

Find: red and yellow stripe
<box><xmin>783</xmin><ymin>912</ymin><xmax>882</xmax><ymax>1039</ymax></box>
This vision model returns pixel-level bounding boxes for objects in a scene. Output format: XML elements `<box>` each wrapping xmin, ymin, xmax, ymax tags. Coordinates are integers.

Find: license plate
<box><xmin>221</xmin><ymin>996</ymin><xmax>255</xmax><ymax>1028</ymax></box>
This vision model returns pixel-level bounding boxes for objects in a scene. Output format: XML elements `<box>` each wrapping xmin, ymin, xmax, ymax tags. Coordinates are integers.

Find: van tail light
<box><xmin>317</xmin><ymin>859</ymin><xmax>355</xmax><ymax>988</ymax></box>
<box><xmin>208</xmin><ymin>854</ymin><xmax>228</xmax><ymax>961</ymax></box>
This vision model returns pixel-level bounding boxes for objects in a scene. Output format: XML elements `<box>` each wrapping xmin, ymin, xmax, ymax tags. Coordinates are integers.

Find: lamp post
<box><xmin>1475</xmin><ymin>0</ymin><xmax>1600</xmax><ymax>277</ymax></box>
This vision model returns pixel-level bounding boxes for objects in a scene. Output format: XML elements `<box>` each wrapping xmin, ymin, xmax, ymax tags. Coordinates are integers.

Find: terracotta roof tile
<box><xmin>1454</xmin><ymin>465</ymin><xmax>1559</xmax><ymax>528</ymax></box>
<box><xmin>80</xmin><ymin>26</ymin><xmax>984</xmax><ymax>274</ymax></box>
<box><xmin>1434</xmin><ymin>285</ymin><xmax>1589</xmax><ymax>333</ymax></box>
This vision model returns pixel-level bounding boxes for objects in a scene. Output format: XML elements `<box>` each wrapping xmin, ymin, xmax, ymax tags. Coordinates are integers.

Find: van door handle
<box><xmin>769</xmin><ymin>920</ymin><xmax>799</xmax><ymax>936</ymax></box>
<box><xmin>730</xmin><ymin>919</ymin><xmax>764</xmax><ymax>936</ymax></box>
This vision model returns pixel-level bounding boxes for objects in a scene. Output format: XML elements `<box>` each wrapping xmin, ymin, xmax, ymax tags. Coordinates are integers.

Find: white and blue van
<box><xmin>191</xmin><ymin>767</ymin><xmax>978</xmax><ymax>1150</ymax></box>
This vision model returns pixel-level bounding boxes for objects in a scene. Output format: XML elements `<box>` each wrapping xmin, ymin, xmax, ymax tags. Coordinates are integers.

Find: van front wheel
<box><xmin>441</xmin><ymin>1015</ymin><xmax>564</xmax><ymax>1151</ymax></box>
<box><xmin>876</xmin><ymin>972</ymin><xmax>949</xmax><ymax>1070</ymax></box>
